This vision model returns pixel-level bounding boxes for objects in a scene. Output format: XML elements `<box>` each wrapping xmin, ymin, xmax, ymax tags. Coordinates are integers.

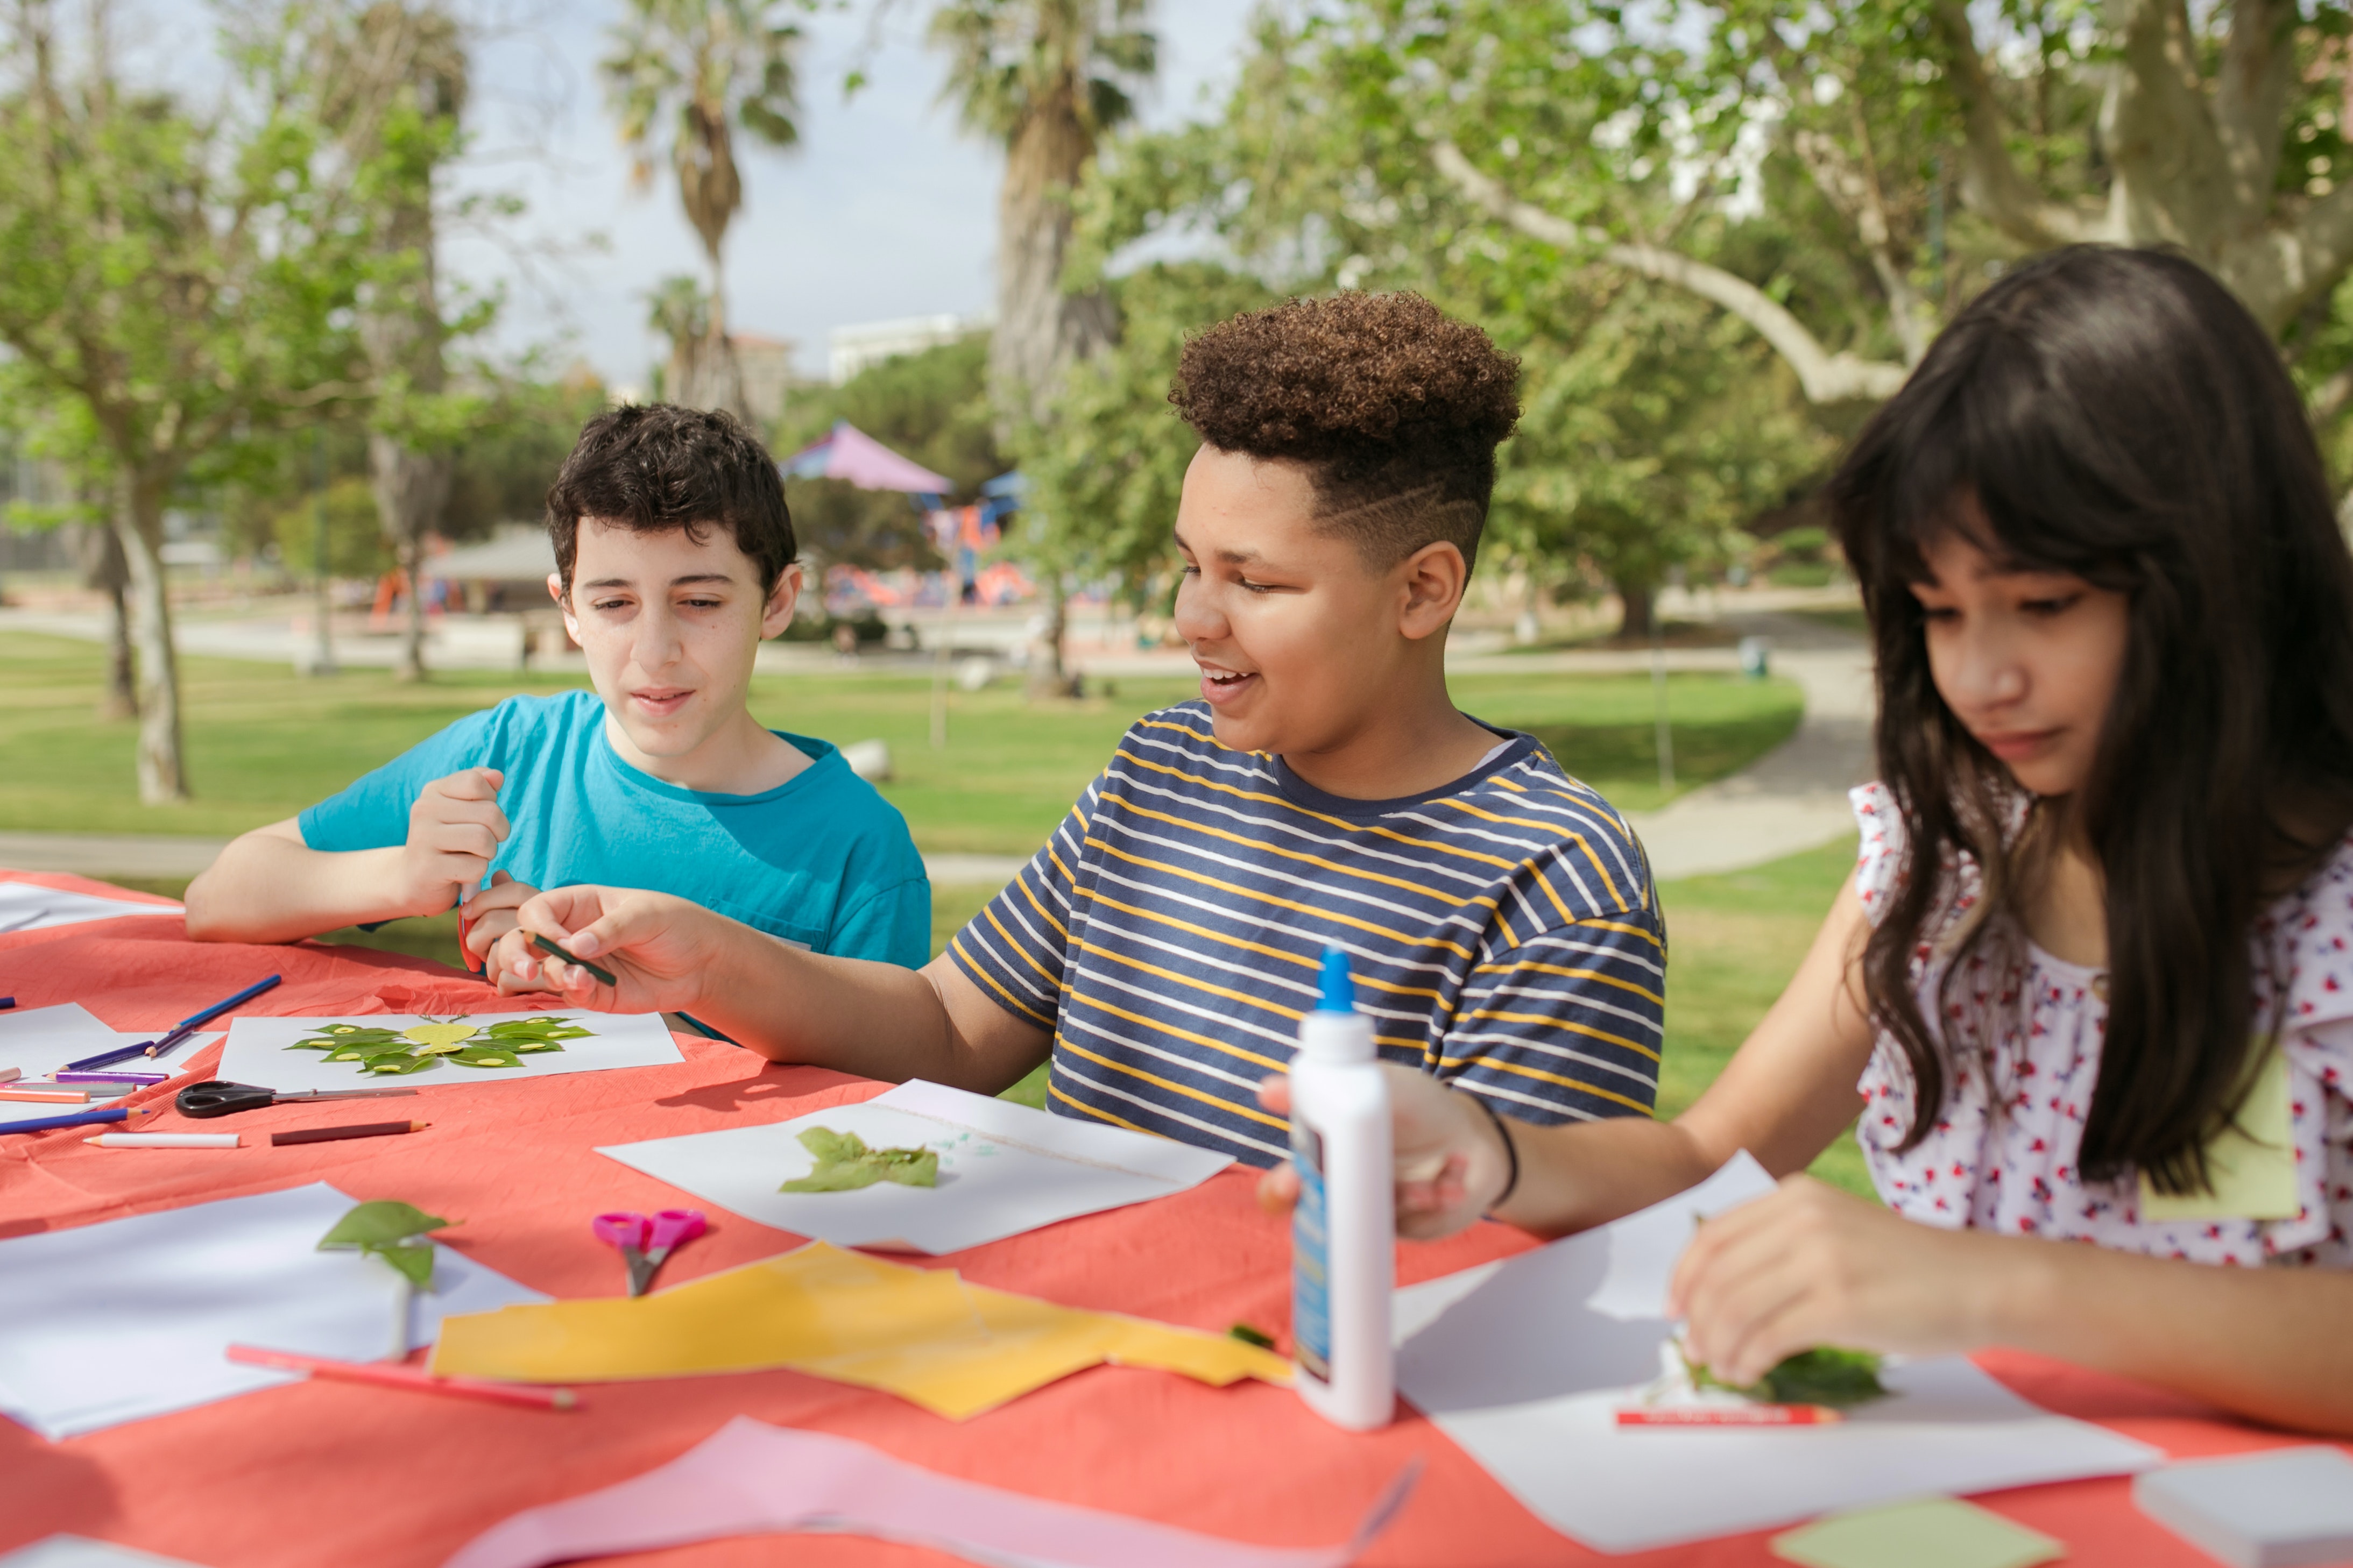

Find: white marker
<box><xmin>87</xmin><ymin>1132</ymin><xmax>242</xmax><ymax>1149</ymax></box>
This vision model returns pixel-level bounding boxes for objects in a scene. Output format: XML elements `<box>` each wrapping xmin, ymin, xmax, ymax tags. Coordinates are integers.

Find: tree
<box><xmin>0</xmin><ymin>0</ymin><xmax>368</xmax><ymax>800</ymax></box>
<box><xmin>604</xmin><ymin>0</ymin><xmax>804</xmax><ymax>418</ymax></box>
<box><xmin>307</xmin><ymin>0</ymin><xmax>480</xmax><ymax>682</ymax></box>
<box><xmin>1414</xmin><ymin>0</ymin><xmax>2353</xmax><ymax>418</ymax></box>
<box><xmin>927</xmin><ymin>0</ymin><xmax>1155</xmax><ymax>690</ymax></box>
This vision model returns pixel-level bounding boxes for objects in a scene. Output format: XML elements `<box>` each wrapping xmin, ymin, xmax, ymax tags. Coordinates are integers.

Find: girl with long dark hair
<box><xmin>1262</xmin><ymin>245</ymin><xmax>2353</xmax><ymax>1432</ymax></box>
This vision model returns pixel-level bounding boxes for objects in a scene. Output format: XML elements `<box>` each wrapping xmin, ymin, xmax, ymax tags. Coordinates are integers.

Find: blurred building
<box><xmin>828</xmin><ymin>314</ymin><xmax>987</xmax><ymax>385</ymax></box>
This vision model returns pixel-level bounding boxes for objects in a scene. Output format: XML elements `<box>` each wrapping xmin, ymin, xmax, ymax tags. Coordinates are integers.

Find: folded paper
<box><xmin>441</xmin><ymin>1416</ymin><xmax>1414</xmax><ymax>1568</ymax></box>
<box><xmin>432</xmin><ymin>1241</ymin><xmax>1290</xmax><ymax>1418</ymax></box>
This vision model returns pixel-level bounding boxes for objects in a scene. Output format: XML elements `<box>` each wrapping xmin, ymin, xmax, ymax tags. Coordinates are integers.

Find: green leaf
<box><xmin>778</xmin><ymin>1126</ymin><xmax>941</xmax><ymax>1193</ymax></box>
<box><xmin>448</xmin><ymin>1044</ymin><xmax>525</xmax><ymax>1068</ymax></box>
<box><xmin>371</xmin><ymin>1240</ymin><xmax>437</xmax><ymax>1287</ymax></box>
<box><xmin>360</xmin><ymin>1052</ymin><xmax>440</xmax><ymax>1075</ymax></box>
<box><xmin>1686</xmin><ymin>1345</ymin><xmax>1888</xmax><ymax>1408</ymax></box>
<box><xmin>319</xmin><ymin>1200</ymin><xmax>449</xmax><ymax>1250</ymax></box>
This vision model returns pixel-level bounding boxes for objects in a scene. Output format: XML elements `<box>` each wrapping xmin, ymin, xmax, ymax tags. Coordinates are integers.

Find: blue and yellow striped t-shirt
<box><xmin>949</xmin><ymin>703</ymin><xmax>1666</xmax><ymax>1166</ymax></box>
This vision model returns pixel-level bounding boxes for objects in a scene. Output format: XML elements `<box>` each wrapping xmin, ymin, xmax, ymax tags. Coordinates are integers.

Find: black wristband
<box><xmin>1467</xmin><ymin>1092</ymin><xmax>1520</xmax><ymax>1211</ymax></box>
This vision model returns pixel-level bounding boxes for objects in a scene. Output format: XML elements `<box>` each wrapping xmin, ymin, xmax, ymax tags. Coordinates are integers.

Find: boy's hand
<box><xmin>399</xmin><ymin>768</ymin><xmax>509</xmax><ymax>918</ymax></box>
<box><xmin>462</xmin><ymin>870</ymin><xmax>545</xmax><ymax>978</ymax></box>
<box><xmin>503</xmin><ymin>885</ymin><xmax>720</xmax><ymax>1014</ymax></box>
<box><xmin>1253</xmin><ymin>1064</ymin><xmax>1515</xmax><ymax>1240</ymax></box>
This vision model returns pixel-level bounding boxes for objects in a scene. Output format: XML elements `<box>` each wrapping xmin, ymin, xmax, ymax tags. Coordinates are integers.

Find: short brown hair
<box><xmin>545</xmin><ymin>404</ymin><xmax>796</xmax><ymax>592</ymax></box>
<box><xmin>1169</xmin><ymin>291</ymin><xmax>1520</xmax><ymax>570</ymax></box>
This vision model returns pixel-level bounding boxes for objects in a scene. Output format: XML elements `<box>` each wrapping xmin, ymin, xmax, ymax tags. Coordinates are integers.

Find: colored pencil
<box><xmin>1</xmin><ymin>1088</ymin><xmax>97</xmax><ymax>1103</ymax></box>
<box><xmin>57</xmin><ymin>1070</ymin><xmax>166</xmax><ymax>1085</ymax></box>
<box><xmin>89</xmin><ymin>1132</ymin><xmax>241</xmax><ymax>1149</ymax></box>
<box><xmin>529</xmin><ymin>933</ymin><xmax>617</xmax><ymax>987</ymax></box>
<box><xmin>1616</xmin><ymin>1404</ymin><xmax>1844</xmax><ymax>1427</ymax></box>
<box><xmin>270</xmin><ymin>1119</ymin><xmax>430</xmax><ymax>1146</ymax></box>
<box><xmin>0</xmin><ymin>1067</ymin><xmax>18</xmax><ymax>1084</ymax></box>
<box><xmin>64</xmin><ymin>973</ymin><xmax>282</xmax><ymax>1071</ymax></box>
<box><xmin>0</xmin><ymin>997</ymin><xmax>13</xmax><ymax>1009</ymax></box>
<box><xmin>225</xmin><ymin>1344</ymin><xmax>578</xmax><ymax>1411</ymax></box>
<box><xmin>0</xmin><ymin>1106</ymin><xmax>130</xmax><ymax>1135</ymax></box>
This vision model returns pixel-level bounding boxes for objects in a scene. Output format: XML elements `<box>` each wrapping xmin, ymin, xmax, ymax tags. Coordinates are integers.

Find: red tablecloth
<box><xmin>0</xmin><ymin>871</ymin><xmax>2340</xmax><ymax>1568</ymax></box>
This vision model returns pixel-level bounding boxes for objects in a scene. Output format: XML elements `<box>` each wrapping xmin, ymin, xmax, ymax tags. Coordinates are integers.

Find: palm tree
<box><xmin>929</xmin><ymin>0</ymin><xmax>1155</xmax><ymax>694</ymax></box>
<box><xmin>603</xmin><ymin>0</ymin><xmax>803</xmax><ymax>417</ymax></box>
<box><xmin>929</xmin><ymin>0</ymin><xmax>1154</xmax><ymax>434</ymax></box>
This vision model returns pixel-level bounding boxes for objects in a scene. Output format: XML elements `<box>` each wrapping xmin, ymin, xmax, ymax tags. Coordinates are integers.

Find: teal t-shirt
<box><xmin>299</xmin><ymin>690</ymin><xmax>929</xmax><ymax>966</ymax></box>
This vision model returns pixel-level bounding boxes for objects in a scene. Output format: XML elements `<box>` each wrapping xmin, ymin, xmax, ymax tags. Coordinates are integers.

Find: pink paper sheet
<box><xmin>441</xmin><ymin>1417</ymin><xmax>1418</xmax><ymax>1568</ymax></box>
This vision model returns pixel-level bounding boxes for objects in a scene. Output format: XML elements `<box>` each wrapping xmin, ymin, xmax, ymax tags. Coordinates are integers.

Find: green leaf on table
<box><xmin>288</xmin><ymin>1014</ymin><xmax>598</xmax><ymax>1075</ymax></box>
<box><xmin>1686</xmin><ymin>1345</ymin><xmax>1889</xmax><ymax>1408</ymax></box>
<box><xmin>319</xmin><ymin>1201</ymin><xmax>450</xmax><ymax>1290</ymax></box>
<box><xmin>320</xmin><ymin>1200</ymin><xmax>449</xmax><ymax>1249</ymax></box>
<box><xmin>361</xmin><ymin>1052</ymin><xmax>440</xmax><ymax>1075</ymax></box>
<box><xmin>449</xmin><ymin>1044</ymin><xmax>525</xmax><ymax>1068</ymax></box>
<box><xmin>778</xmin><ymin>1126</ymin><xmax>939</xmax><ymax>1193</ymax></box>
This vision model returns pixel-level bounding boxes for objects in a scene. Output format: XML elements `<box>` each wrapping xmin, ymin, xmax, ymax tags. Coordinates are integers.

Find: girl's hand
<box><xmin>463</xmin><ymin>870</ymin><xmax>543</xmax><ymax>973</ymax></box>
<box><xmin>503</xmin><ymin>886</ymin><xmax>719</xmax><ymax>1014</ymax></box>
<box><xmin>1669</xmin><ymin>1175</ymin><xmax>2012</xmax><ymax>1386</ymax></box>
<box><xmin>1255</xmin><ymin>1064</ymin><xmax>1515</xmax><ymax>1239</ymax></box>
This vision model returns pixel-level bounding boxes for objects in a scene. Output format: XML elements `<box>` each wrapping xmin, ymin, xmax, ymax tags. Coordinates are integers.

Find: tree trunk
<box><xmin>369</xmin><ymin>434</ymin><xmax>452</xmax><ymax>683</ymax></box>
<box><xmin>70</xmin><ymin>520</ymin><xmax>136</xmax><ymax>718</ymax></box>
<box><xmin>669</xmin><ymin>330</ymin><xmax>750</xmax><ymax>422</ymax></box>
<box><xmin>993</xmin><ymin>100</ymin><xmax>1118</xmax><ymax>437</ymax></box>
<box><xmin>1026</xmin><ymin>572</ymin><xmax>1072</xmax><ymax>700</ymax></box>
<box><xmin>1617</xmin><ymin>580</ymin><xmax>1657</xmax><ymax>641</ymax></box>
<box><xmin>113</xmin><ymin>471</ymin><xmax>187</xmax><ymax>803</ymax></box>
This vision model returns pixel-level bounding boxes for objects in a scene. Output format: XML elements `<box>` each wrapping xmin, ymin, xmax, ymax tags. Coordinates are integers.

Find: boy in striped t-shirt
<box><xmin>499</xmin><ymin>292</ymin><xmax>1666</xmax><ymax>1167</ymax></box>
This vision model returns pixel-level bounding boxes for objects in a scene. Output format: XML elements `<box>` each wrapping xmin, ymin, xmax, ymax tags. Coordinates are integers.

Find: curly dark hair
<box><xmin>545</xmin><ymin>404</ymin><xmax>796</xmax><ymax>592</ymax></box>
<box><xmin>1170</xmin><ymin>292</ymin><xmax>1521</xmax><ymax>570</ymax></box>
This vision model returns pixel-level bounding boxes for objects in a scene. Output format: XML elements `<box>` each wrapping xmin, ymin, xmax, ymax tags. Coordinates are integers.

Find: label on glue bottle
<box><xmin>1291</xmin><ymin>1122</ymin><xmax>1333</xmax><ymax>1382</ymax></box>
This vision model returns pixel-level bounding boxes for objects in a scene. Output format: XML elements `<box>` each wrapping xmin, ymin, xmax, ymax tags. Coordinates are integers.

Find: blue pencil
<box><xmin>1</xmin><ymin>1106</ymin><xmax>128</xmax><ymax>1134</ymax></box>
<box><xmin>0</xmin><ymin>997</ymin><xmax>15</xmax><ymax>1009</ymax></box>
<box><xmin>63</xmin><ymin>974</ymin><xmax>284</xmax><ymax>1072</ymax></box>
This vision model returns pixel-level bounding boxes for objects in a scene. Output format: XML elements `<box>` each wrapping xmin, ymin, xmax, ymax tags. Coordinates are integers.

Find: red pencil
<box><xmin>226</xmin><ymin>1344</ymin><xmax>578</xmax><ymax>1411</ymax></box>
<box><xmin>271</xmin><ymin>1120</ymin><xmax>430</xmax><ymax>1146</ymax></box>
<box><xmin>1616</xmin><ymin>1404</ymin><xmax>1844</xmax><ymax>1427</ymax></box>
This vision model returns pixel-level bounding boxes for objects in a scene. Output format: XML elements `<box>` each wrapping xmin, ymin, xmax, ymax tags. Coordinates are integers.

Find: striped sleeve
<box><xmin>946</xmin><ymin>778</ymin><xmax>1096</xmax><ymax>1030</ymax></box>
<box><xmin>1437</xmin><ymin>914</ymin><xmax>1665</xmax><ymax>1124</ymax></box>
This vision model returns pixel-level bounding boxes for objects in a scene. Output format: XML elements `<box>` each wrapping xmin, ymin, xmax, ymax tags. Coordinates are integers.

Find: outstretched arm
<box><xmin>499</xmin><ymin>885</ymin><xmax>1052</xmax><ymax>1096</ymax></box>
<box><xmin>1262</xmin><ymin>880</ymin><xmax>1878</xmax><ymax>1239</ymax></box>
<box><xmin>186</xmin><ymin>768</ymin><xmax>512</xmax><ymax>946</ymax></box>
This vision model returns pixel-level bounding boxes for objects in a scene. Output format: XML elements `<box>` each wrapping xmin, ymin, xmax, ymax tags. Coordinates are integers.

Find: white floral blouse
<box><xmin>1849</xmin><ymin>782</ymin><xmax>2353</xmax><ymax>1267</ymax></box>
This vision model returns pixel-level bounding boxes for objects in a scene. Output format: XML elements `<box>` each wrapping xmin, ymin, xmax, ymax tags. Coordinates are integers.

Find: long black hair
<box><xmin>1828</xmin><ymin>246</ymin><xmax>2353</xmax><ymax>1195</ymax></box>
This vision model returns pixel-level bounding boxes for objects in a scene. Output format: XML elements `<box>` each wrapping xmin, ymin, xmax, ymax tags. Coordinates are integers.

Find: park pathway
<box><xmin>0</xmin><ymin>612</ymin><xmax>1872</xmax><ymax>890</ymax></box>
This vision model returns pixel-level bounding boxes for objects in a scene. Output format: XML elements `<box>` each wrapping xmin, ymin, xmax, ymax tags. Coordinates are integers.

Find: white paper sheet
<box><xmin>0</xmin><ymin>1182</ymin><xmax>544</xmax><ymax>1440</ymax></box>
<box><xmin>0</xmin><ymin>883</ymin><xmax>181</xmax><ymax>934</ymax></box>
<box><xmin>1393</xmin><ymin>1153</ymin><xmax>2163</xmax><ymax>1553</ymax></box>
<box><xmin>0</xmin><ymin>1004</ymin><xmax>121</xmax><ymax>1073</ymax></box>
<box><xmin>215</xmin><ymin>1010</ymin><xmax>681</xmax><ymax>1095</ymax></box>
<box><xmin>0</xmin><ymin>1537</ymin><xmax>203</xmax><ymax>1568</ymax></box>
<box><xmin>596</xmin><ymin>1079</ymin><xmax>1233</xmax><ymax>1253</ymax></box>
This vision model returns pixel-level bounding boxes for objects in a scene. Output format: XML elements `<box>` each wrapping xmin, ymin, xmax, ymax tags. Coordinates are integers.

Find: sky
<box><xmin>419</xmin><ymin>1</ymin><xmax>1264</xmax><ymax>390</ymax></box>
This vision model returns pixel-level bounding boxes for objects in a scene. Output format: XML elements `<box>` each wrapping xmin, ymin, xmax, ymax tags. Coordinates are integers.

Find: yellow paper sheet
<box><xmin>430</xmin><ymin>1242</ymin><xmax>1290</xmax><ymax>1419</ymax></box>
<box><xmin>1771</xmin><ymin>1498</ymin><xmax>2065</xmax><ymax>1568</ymax></box>
<box><xmin>2139</xmin><ymin>1046</ymin><xmax>2300</xmax><ymax>1222</ymax></box>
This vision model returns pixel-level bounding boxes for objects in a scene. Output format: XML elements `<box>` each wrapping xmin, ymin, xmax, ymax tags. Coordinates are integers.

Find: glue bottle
<box><xmin>1288</xmin><ymin>945</ymin><xmax>1395</xmax><ymax>1431</ymax></box>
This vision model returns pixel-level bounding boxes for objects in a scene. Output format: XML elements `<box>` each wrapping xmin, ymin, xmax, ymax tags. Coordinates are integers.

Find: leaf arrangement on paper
<box><xmin>318</xmin><ymin>1199</ymin><xmax>449</xmax><ymax>1286</ymax></box>
<box><xmin>777</xmin><ymin>1126</ymin><xmax>939</xmax><ymax>1193</ymax></box>
<box><xmin>288</xmin><ymin>1015</ymin><xmax>593</xmax><ymax>1076</ymax></box>
<box><xmin>1686</xmin><ymin>1344</ymin><xmax>1889</xmax><ymax>1408</ymax></box>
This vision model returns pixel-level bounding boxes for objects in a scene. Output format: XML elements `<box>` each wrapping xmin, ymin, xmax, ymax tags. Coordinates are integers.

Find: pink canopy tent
<box><xmin>781</xmin><ymin>421</ymin><xmax>952</xmax><ymax>494</ymax></box>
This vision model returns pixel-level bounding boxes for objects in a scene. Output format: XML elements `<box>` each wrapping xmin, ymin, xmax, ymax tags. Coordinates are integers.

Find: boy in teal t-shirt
<box><xmin>187</xmin><ymin>405</ymin><xmax>929</xmax><ymax>971</ymax></box>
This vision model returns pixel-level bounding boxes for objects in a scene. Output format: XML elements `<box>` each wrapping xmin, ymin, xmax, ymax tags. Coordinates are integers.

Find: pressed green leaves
<box><xmin>1686</xmin><ymin>1345</ymin><xmax>1889</xmax><ymax>1408</ymax></box>
<box><xmin>778</xmin><ymin>1127</ymin><xmax>940</xmax><ymax>1193</ymax></box>
<box><xmin>287</xmin><ymin>1016</ymin><xmax>591</xmax><ymax>1075</ymax></box>
<box><xmin>318</xmin><ymin>1200</ymin><xmax>450</xmax><ymax>1287</ymax></box>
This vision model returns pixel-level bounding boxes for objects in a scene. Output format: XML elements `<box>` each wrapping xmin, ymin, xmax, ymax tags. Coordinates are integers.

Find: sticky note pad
<box><xmin>2133</xmin><ymin>1447</ymin><xmax>2353</xmax><ymax>1568</ymax></box>
<box><xmin>2139</xmin><ymin>1047</ymin><xmax>2300</xmax><ymax>1222</ymax></box>
<box><xmin>1771</xmin><ymin>1497</ymin><xmax>2065</xmax><ymax>1568</ymax></box>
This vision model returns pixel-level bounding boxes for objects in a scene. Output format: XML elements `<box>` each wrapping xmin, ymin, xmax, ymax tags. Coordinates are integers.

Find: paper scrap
<box><xmin>0</xmin><ymin>1537</ymin><xmax>203</xmax><ymax>1568</ymax></box>
<box><xmin>2133</xmin><ymin>1446</ymin><xmax>2353</xmax><ymax>1568</ymax></box>
<box><xmin>0</xmin><ymin>883</ymin><xmax>181</xmax><ymax>934</ymax></box>
<box><xmin>1771</xmin><ymin>1498</ymin><xmax>2066</xmax><ymax>1568</ymax></box>
<box><xmin>216</xmin><ymin>1010</ymin><xmax>681</xmax><ymax>1094</ymax></box>
<box><xmin>441</xmin><ymin>1415</ymin><xmax>1414</xmax><ymax>1568</ymax></box>
<box><xmin>1392</xmin><ymin>1152</ymin><xmax>2162</xmax><ymax>1553</ymax></box>
<box><xmin>0</xmin><ymin>1182</ymin><xmax>545</xmax><ymax>1439</ymax></box>
<box><xmin>597</xmin><ymin>1079</ymin><xmax>1233</xmax><ymax>1252</ymax></box>
<box><xmin>432</xmin><ymin>1240</ymin><xmax>1289</xmax><ymax>1419</ymax></box>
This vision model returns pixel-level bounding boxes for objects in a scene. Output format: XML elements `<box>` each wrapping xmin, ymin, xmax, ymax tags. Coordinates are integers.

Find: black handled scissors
<box><xmin>174</xmin><ymin>1080</ymin><xmax>420</xmax><ymax>1119</ymax></box>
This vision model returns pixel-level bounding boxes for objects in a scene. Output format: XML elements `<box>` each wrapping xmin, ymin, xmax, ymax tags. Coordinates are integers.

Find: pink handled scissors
<box><xmin>591</xmin><ymin>1208</ymin><xmax>707</xmax><ymax>1296</ymax></box>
